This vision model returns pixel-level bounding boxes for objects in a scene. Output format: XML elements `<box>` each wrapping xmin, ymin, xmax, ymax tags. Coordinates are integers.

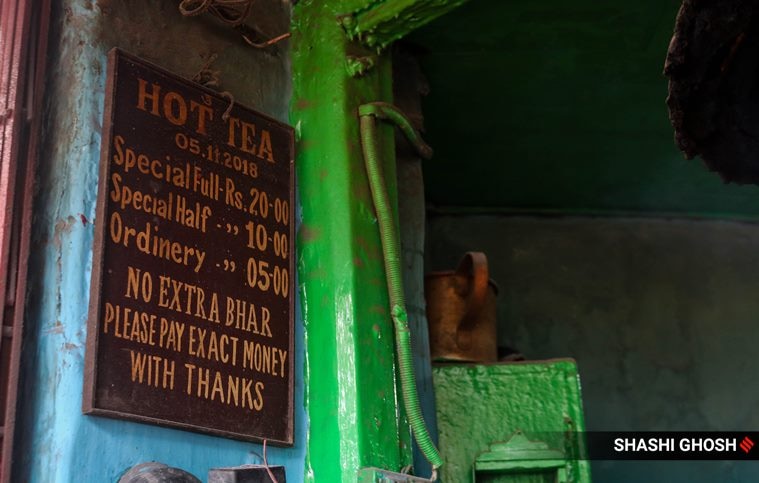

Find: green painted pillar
<box><xmin>291</xmin><ymin>2</ymin><xmax>409</xmax><ymax>482</ymax></box>
<box><xmin>291</xmin><ymin>1</ymin><xmax>472</xmax><ymax>480</ymax></box>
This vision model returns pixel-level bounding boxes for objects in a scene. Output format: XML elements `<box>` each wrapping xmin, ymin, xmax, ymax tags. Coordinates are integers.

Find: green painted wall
<box><xmin>409</xmin><ymin>0</ymin><xmax>759</xmax><ymax>218</ymax></box>
<box><xmin>433</xmin><ymin>361</ymin><xmax>591</xmax><ymax>483</ymax></box>
<box><xmin>405</xmin><ymin>1</ymin><xmax>759</xmax><ymax>482</ymax></box>
<box><xmin>427</xmin><ymin>215</ymin><xmax>759</xmax><ymax>482</ymax></box>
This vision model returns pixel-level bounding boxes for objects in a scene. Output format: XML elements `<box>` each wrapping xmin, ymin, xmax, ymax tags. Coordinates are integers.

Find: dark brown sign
<box><xmin>83</xmin><ymin>49</ymin><xmax>294</xmax><ymax>445</ymax></box>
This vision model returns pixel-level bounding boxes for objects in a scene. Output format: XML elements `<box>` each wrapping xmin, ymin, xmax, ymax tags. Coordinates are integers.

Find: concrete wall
<box><xmin>427</xmin><ymin>214</ymin><xmax>759</xmax><ymax>482</ymax></box>
<box><xmin>15</xmin><ymin>1</ymin><xmax>305</xmax><ymax>481</ymax></box>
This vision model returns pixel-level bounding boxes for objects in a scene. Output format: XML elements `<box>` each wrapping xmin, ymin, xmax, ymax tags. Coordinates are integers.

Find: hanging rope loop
<box><xmin>178</xmin><ymin>0</ymin><xmax>290</xmax><ymax>48</ymax></box>
<box><xmin>179</xmin><ymin>0</ymin><xmax>253</xmax><ymax>26</ymax></box>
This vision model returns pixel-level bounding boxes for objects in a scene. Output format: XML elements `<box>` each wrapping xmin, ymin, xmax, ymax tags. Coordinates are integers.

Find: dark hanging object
<box><xmin>665</xmin><ymin>0</ymin><xmax>759</xmax><ymax>184</ymax></box>
<box><xmin>119</xmin><ymin>463</ymin><xmax>202</xmax><ymax>483</ymax></box>
<box><xmin>208</xmin><ymin>465</ymin><xmax>286</xmax><ymax>482</ymax></box>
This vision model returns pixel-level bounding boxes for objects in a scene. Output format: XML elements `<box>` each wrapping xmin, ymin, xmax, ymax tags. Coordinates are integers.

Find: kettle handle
<box><xmin>455</xmin><ymin>252</ymin><xmax>489</xmax><ymax>324</ymax></box>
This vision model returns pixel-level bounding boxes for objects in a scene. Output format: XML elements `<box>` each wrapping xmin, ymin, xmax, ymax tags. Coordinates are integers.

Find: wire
<box><xmin>241</xmin><ymin>31</ymin><xmax>291</xmax><ymax>49</ymax></box>
<box><xmin>359</xmin><ymin>103</ymin><xmax>442</xmax><ymax>478</ymax></box>
<box><xmin>263</xmin><ymin>439</ymin><xmax>278</xmax><ymax>483</ymax></box>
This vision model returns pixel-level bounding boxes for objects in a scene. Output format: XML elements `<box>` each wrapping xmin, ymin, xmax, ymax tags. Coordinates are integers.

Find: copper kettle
<box><xmin>425</xmin><ymin>252</ymin><xmax>498</xmax><ymax>362</ymax></box>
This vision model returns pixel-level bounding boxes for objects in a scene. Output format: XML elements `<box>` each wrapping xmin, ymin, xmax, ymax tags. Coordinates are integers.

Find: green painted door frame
<box><xmin>290</xmin><ymin>1</ymin><xmax>468</xmax><ymax>481</ymax></box>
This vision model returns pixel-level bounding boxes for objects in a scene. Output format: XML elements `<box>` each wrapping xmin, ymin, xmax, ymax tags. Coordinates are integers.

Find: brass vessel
<box><xmin>425</xmin><ymin>252</ymin><xmax>498</xmax><ymax>362</ymax></box>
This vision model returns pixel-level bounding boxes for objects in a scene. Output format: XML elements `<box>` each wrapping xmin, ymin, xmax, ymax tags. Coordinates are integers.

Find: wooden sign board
<box><xmin>83</xmin><ymin>49</ymin><xmax>295</xmax><ymax>445</ymax></box>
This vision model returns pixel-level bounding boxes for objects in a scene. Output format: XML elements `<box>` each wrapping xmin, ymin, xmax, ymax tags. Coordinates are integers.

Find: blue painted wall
<box><xmin>14</xmin><ymin>1</ymin><xmax>305</xmax><ymax>481</ymax></box>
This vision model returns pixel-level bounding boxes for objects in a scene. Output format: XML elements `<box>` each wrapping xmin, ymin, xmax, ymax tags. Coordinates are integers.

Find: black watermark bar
<box><xmin>582</xmin><ymin>432</ymin><xmax>759</xmax><ymax>460</ymax></box>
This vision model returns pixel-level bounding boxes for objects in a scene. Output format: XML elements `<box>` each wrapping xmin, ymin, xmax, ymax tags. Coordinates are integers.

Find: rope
<box><xmin>192</xmin><ymin>54</ymin><xmax>235</xmax><ymax>121</ymax></box>
<box><xmin>192</xmin><ymin>53</ymin><xmax>221</xmax><ymax>87</ymax></box>
<box><xmin>220</xmin><ymin>92</ymin><xmax>235</xmax><ymax>122</ymax></box>
<box><xmin>179</xmin><ymin>0</ymin><xmax>252</xmax><ymax>26</ymax></box>
<box><xmin>178</xmin><ymin>0</ymin><xmax>290</xmax><ymax>49</ymax></box>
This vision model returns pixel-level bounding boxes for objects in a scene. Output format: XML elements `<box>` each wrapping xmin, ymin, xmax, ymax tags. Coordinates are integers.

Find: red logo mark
<box><xmin>740</xmin><ymin>436</ymin><xmax>754</xmax><ymax>454</ymax></box>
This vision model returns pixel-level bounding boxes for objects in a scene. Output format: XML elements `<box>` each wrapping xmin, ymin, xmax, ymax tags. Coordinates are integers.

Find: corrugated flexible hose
<box><xmin>358</xmin><ymin>102</ymin><xmax>443</xmax><ymax>474</ymax></box>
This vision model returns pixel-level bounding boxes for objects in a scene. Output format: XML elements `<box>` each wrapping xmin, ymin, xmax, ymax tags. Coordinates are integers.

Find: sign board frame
<box><xmin>83</xmin><ymin>49</ymin><xmax>295</xmax><ymax>445</ymax></box>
